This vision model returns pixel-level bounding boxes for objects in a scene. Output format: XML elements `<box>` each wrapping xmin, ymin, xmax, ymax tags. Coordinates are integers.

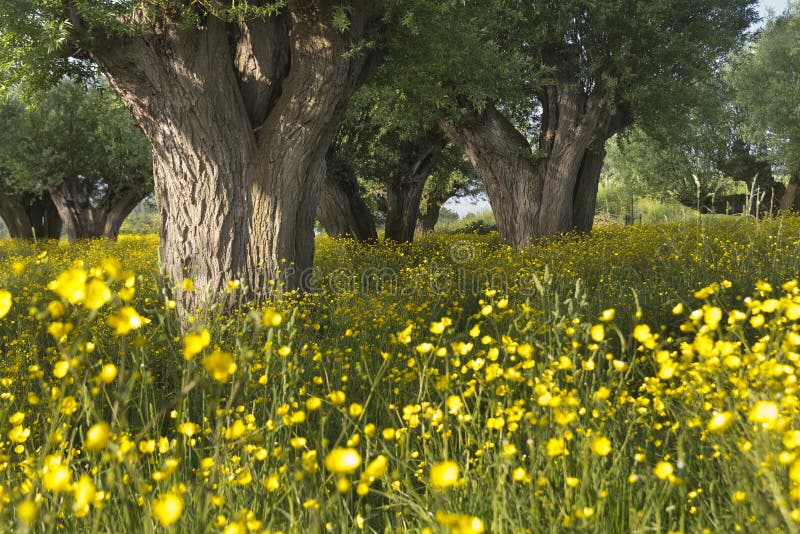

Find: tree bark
<box><xmin>91</xmin><ymin>5</ymin><xmax>383</xmax><ymax>310</ymax></box>
<box><xmin>317</xmin><ymin>168</ymin><xmax>377</xmax><ymax>240</ymax></box>
<box><xmin>572</xmin><ymin>141</ymin><xmax>607</xmax><ymax>233</ymax></box>
<box><xmin>779</xmin><ymin>172</ymin><xmax>800</xmax><ymax>212</ymax></box>
<box><xmin>0</xmin><ymin>192</ymin><xmax>62</xmax><ymax>239</ymax></box>
<box><xmin>382</xmin><ymin>131</ymin><xmax>447</xmax><ymax>243</ymax></box>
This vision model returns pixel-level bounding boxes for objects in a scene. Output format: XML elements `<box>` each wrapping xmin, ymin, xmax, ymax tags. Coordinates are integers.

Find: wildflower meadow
<box><xmin>1</xmin><ymin>216</ymin><xmax>800</xmax><ymax>533</ymax></box>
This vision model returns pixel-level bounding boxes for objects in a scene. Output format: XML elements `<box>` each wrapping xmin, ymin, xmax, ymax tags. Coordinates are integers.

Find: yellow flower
<box><xmin>85</xmin><ymin>422</ymin><xmax>111</xmax><ymax>452</ymax></box>
<box><xmin>202</xmin><ymin>350</ymin><xmax>237</xmax><ymax>382</ymax></box>
<box><xmin>50</xmin><ymin>268</ymin><xmax>87</xmax><ymax>304</ymax></box>
<box><xmin>416</xmin><ymin>342</ymin><xmax>434</xmax><ymax>354</ymax></box>
<box><xmin>97</xmin><ymin>363</ymin><xmax>118</xmax><ymax>384</ymax></box>
<box><xmin>591</xmin><ymin>436</ymin><xmax>612</xmax><ymax>456</ymax></box>
<box><xmin>53</xmin><ymin>360</ymin><xmax>70</xmax><ymax>379</ymax></box>
<box><xmin>545</xmin><ymin>438</ymin><xmax>566</xmax><ymax>457</ymax></box>
<box><xmin>599</xmin><ymin>308</ymin><xmax>615</xmax><ymax>322</ymax></box>
<box><xmin>784</xmin><ymin>430</ymin><xmax>800</xmax><ymax>450</ymax></box>
<box><xmin>748</xmin><ymin>401</ymin><xmax>779</xmax><ymax>427</ymax></box>
<box><xmin>324</xmin><ymin>447</ymin><xmax>362</xmax><ymax>474</ymax></box>
<box><xmin>653</xmin><ymin>461</ymin><xmax>674</xmax><ymax>480</ymax></box>
<box><xmin>0</xmin><ymin>290</ymin><xmax>12</xmax><ymax>319</ymax></box>
<box><xmin>707</xmin><ymin>411</ymin><xmax>734</xmax><ymax>433</ymax></box>
<box><xmin>84</xmin><ymin>279</ymin><xmax>112</xmax><ymax>310</ymax></box>
<box><xmin>182</xmin><ymin>278</ymin><xmax>195</xmax><ymax>292</ymax></box>
<box><xmin>435</xmin><ymin>510</ymin><xmax>485</xmax><ymax>534</ymax></box>
<box><xmin>264</xmin><ymin>473</ymin><xmax>280</xmax><ymax>492</ymax></box>
<box><xmin>152</xmin><ymin>493</ymin><xmax>184</xmax><ymax>526</ymax></box>
<box><xmin>182</xmin><ymin>329</ymin><xmax>211</xmax><ymax>359</ymax></box>
<box><xmin>178</xmin><ymin>422</ymin><xmax>201</xmax><ymax>437</ymax></box>
<box><xmin>363</xmin><ymin>455</ymin><xmax>388</xmax><ymax>481</ymax></box>
<box><xmin>42</xmin><ymin>455</ymin><xmax>72</xmax><ymax>492</ymax></box>
<box><xmin>8</xmin><ymin>425</ymin><xmax>30</xmax><ymax>443</ymax></box>
<box><xmin>47</xmin><ymin>321</ymin><xmax>73</xmax><ymax>342</ymax></box>
<box><xmin>72</xmin><ymin>475</ymin><xmax>97</xmax><ymax>517</ymax></box>
<box><xmin>262</xmin><ymin>307</ymin><xmax>282</xmax><ymax>327</ymax></box>
<box><xmin>108</xmin><ymin>306</ymin><xmax>147</xmax><ymax>335</ymax></box>
<box><xmin>590</xmin><ymin>324</ymin><xmax>605</xmax><ymax>342</ymax></box>
<box><xmin>58</xmin><ymin>396</ymin><xmax>79</xmax><ymax>415</ymax></box>
<box><xmin>16</xmin><ymin>500</ymin><xmax>38</xmax><ymax>523</ymax></box>
<box><xmin>430</xmin><ymin>460</ymin><xmax>460</xmax><ymax>488</ymax></box>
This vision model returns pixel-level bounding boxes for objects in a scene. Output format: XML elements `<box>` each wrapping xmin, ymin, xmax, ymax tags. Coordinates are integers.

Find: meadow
<box><xmin>1</xmin><ymin>216</ymin><xmax>800</xmax><ymax>533</ymax></box>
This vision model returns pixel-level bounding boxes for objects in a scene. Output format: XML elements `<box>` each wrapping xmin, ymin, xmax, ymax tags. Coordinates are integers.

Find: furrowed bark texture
<box><xmin>91</xmin><ymin>4</ymin><xmax>382</xmax><ymax>310</ymax></box>
<box><xmin>249</xmin><ymin>5</ymin><xmax>381</xmax><ymax>293</ymax></box>
<box><xmin>0</xmin><ymin>192</ymin><xmax>62</xmax><ymax>239</ymax></box>
<box><xmin>441</xmin><ymin>82</ymin><xmax>629</xmax><ymax>247</ymax></box>
<box><xmin>382</xmin><ymin>132</ymin><xmax>446</xmax><ymax>243</ymax></box>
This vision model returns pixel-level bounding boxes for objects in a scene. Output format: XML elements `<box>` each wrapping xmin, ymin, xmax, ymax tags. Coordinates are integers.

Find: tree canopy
<box><xmin>732</xmin><ymin>4</ymin><xmax>800</xmax><ymax>176</ymax></box>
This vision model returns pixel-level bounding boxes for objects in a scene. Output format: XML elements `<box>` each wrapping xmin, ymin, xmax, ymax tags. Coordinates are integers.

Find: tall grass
<box><xmin>0</xmin><ymin>217</ymin><xmax>799</xmax><ymax>532</ymax></box>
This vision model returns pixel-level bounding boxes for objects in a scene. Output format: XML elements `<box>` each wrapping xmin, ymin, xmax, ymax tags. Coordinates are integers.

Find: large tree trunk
<box><xmin>92</xmin><ymin>6</ymin><xmax>382</xmax><ymax>310</ymax></box>
<box><xmin>780</xmin><ymin>172</ymin><xmax>800</xmax><ymax>212</ymax></box>
<box><xmin>0</xmin><ymin>193</ymin><xmax>34</xmax><ymax>239</ymax></box>
<box><xmin>383</xmin><ymin>132</ymin><xmax>446</xmax><ymax>243</ymax></box>
<box><xmin>439</xmin><ymin>105</ymin><xmax>545</xmax><ymax>248</ymax></box>
<box><xmin>317</xmin><ymin>169</ymin><xmax>377</xmax><ymax>240</ymax></box>
<box><xmin>441</xmin><ymin>84</ymin><xmax>629</xmax><ymax>246</ymax></box>
<box><xmin>26</xmin><ymin>193</ymin><xmax>63</xmax><ymax>239</ymax></box>
<box><xmin>49</xmin><ymin>181</ymin><xmax>146</xmax><ymax>241</ymax></box>
<box><xmin>0</xmin><ymin>192</ymin><xmax>62</xmax><ymax>239</ymax></box>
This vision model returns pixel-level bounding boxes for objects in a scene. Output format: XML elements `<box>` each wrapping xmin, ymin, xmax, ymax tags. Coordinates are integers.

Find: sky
<box><xmin>760</xmin><ymin>0</ymin><xmax>790</xmax><ymax>18</ymax></box>
<box><xmin>446</xmin><ymin>0</ymin><xmax>792</xmax><ymax>218</ymax></box>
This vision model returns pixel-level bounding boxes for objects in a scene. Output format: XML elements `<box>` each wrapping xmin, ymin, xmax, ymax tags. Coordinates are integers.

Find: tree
<box><xmin>0</xmin><ymin>97</ymin><xmax>62</xmax><ymax>239</ymax></box>
<box><xmin>1</xmin><ymin>1</ymin><xmax>389</xmax><ymax>310</ymax></box>
<box><xmin>1</xmin><ymin>82</ymin><xmax>153</xmax><ymax>240</ymax></box>
<box><xmin>432</xmin><ymin>0</ymin><xmax>757</xmax><ymax>246</ymax></box>
<box><xmin>605</xmin><ymin>76</ymin><xmax>786</xmax><ymax>217</ymax></box>
<box><xmin>732</xmin><ymin>4</ymin><xmax>800</xmax><ymax>211</ymax></box>
<box><xmin>416</xmin><ymin>144</ymin><xmax>482</xmax><ymax>234</ymax></box>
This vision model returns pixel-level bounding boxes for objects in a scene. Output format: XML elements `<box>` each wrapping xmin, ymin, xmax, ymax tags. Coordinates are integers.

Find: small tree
<box><xmin>0</xmin><ymin>82</ymin><xmax>152</xmax><ymax>241</ymax></box>
<box><xmin>0</xmin><ymin>97</ymin><xmax>62</xmax><ymax>239</ymax></box>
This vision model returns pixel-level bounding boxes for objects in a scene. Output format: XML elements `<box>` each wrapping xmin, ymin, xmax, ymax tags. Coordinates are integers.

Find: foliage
<box><xmin>119</xmin><ymin>198</ymin><xmax>158</xmax><ymax>235</ymax></box>
<box><xmin>2</xmin><ymin>218</ymin><xmax>800</xmax><ymax>530</ymax></box>
<box><xmin>0</xmin><ymin>80</ymin><xmax>152</xmax><ymax>201</ymax></box>
<box><xmin>731</xmin><ymin>4</ymin><xmax>800</xmax><ymax>174</ymax></box>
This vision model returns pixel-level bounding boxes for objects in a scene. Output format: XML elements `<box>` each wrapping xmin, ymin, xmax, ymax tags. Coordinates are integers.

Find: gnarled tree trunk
<box><xmin>0</xmin><ymin>192</ymin><xmax>62</xmax><ymax>239</ymax></box>
<box><xmin>91</xmin><ymin>5</ymin><xmax>382</xmax><ymax>311</ymax></box>
<box><xmin>317</xmin><ymin>168</ymin><xmax>377</xmax><ymax>240</ymax></box>
<box><xmin>382</xmin><ymin>131</ymin><xmax>446</xmax><ymax>243</ymax></box>
<box><xmin>50</xmin><ymin>181</ymin><xmax>145</xmax><ymax>241</ymax></box>
<box><xmin>440</xmin><ymin>83</ymin><xmax>630</xmax><ymax>247</ymax></box>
